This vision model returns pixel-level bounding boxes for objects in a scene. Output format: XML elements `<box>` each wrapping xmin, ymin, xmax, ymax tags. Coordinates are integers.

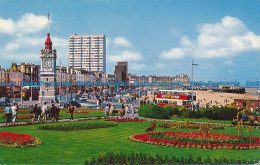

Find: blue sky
<box><xmin>0</xmin><ymin>0</ymin><xmax>260</xmax><ymax>83</ymax></box>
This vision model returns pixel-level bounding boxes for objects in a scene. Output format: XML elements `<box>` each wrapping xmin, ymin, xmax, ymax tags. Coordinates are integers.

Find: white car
<box><xmin>79</xmin><ymin>96</ymin><xmax>87</xmax><ymax>101</ymax></box>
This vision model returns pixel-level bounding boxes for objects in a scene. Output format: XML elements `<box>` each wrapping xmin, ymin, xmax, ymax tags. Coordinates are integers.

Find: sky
<box><xmin>0</xmin><ymin>0</ymin><xmax>260</xmax><ymax>84</ymax></box>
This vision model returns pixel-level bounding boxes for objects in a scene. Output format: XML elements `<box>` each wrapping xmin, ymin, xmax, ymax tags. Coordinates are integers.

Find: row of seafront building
<box><xmin>0</xmin><ymin>62</ymin><xmax>190</xmax><ymax>99</ymax></box>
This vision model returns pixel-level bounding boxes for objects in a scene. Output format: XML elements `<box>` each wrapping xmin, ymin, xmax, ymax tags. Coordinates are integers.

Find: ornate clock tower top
<box><xmin>43</xmin><ymin>12</ymin><xmax>52</xmax><ymax>53</ymax></box>
<box><xmin>44</xmin><ymin>33</ymin><xmax>52</xmax><ymax>53</ymax></box>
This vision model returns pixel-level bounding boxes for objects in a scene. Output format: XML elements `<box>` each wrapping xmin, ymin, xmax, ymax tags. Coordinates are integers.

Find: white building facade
<box><xmin>69</xmin><ymin>34</ymin><xmax>106</xmax><ymax>72</ymax></box>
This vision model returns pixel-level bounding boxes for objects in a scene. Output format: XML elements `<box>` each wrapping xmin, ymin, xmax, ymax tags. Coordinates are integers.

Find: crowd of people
<box><xmin>104</xmin><ymin>103</ymin><xmax>135</xmax><ymax>118</ymax></box>
<box><xmin>4</xmin><ymin>102</ymin><xmax>61</xmax><ymax>126</ymax></box>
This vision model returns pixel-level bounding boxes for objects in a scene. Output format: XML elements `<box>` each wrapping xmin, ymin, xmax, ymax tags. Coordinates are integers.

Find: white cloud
<box><xmin>52</xmin><ymin>37</ymin><xmax>68</xmax><ymax>48</ymax></box>
<box><xmin>1</xmin><ymin>53</ymin><xmax>40</xmax><ymax>60</ymax></box>
<box><xmin>129</xmin><ymin>63</ymin><xmax>147</xmax><ymax>70</ymax></box>
<box><xmin>16</xmin><ymin>13</ymin><xmax>48</xmax><ymax>35</ymax></box>
<box><xmin>161</xmin><ymin>16</ymin><xmax>260</xmax><ymax>59</ymax></box>
<box><xmin>0</xmin><ymin>13</ymin><xmax>48</xmax><ymax>36</ymax></box>
<box><xmin>108</xmin><ymin>50</ymin><xmax>142</xmax><ymax>62</ymax></box>
<box><xmin>113</xmin><ymin>36</ymin><xmax>132</xmax><ymax>47</ymax></box>
<box><xmin>0</xmin><ymin>18</ymin><xmax>15</xmax><ymax>34</ymax></box>
<box><xmin>107</xmin><ymin>36</ymin><xmax>142</xmax><ymax>63</ymax></box>
<box><xmin>161</xmin><ymin>48</ymin><xmax>185</xmax><ymax>59</ymax></box>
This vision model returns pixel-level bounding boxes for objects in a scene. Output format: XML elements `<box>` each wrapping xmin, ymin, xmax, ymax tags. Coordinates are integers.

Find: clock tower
<box><xmin>39</xmin><ymin>14</ymin><xmax>57</xmax><ymax>103</ymax></box>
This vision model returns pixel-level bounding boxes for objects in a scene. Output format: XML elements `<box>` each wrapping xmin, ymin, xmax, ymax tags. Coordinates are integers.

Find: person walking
<box><xmin>109</xmin><ymin>104</ymin><xmax>114</xmax><ymax>114</ymax></box>
<box><xmin>5</xmin><ymin>106</ymin><xmax>12</xmax><ymax>126</ymax></box>
<box><xmin>32</xmin><ymin>104</ymin><xmax>38</xmax><ymax>123</ymax></box>
<box><xmin>55</xmin><ymin>105</ymin><xmax>60</xmax><ymax>122</ymax></box>
<box><xmin>131</xmin><ymin>104</ymin><xmax>134</xmax><ymax>116</ymax></box>
<box><xmin>36</xmin><ymin>104</ymin><xmax>42</xmax><ymax>122</ymax></box>
<box><xmin>125</xmin><ymin>105</ymin><xmax>129</xmax><ymax>115</ymax></box>
<box><xmin>50</xmin><ymin>104</ymin><xmax>56</xmax><ymax>122</ymax></box>
<box><xmin>105</xmin><ymin>105</ymin><xmax>109</xmax><ymax>117</ymax></box>
<box><xmin>41</xmin><ymin>102</ymin><xmax>48</xmax><ymax>123</ymax></box>
<box><xmin>11</xmin><ymin>103</ymin><xmax>18</xmax><ymax>125</ymax></box>
<box><xmin>69</xmin><ymin>103</ymin><xmax>74</xmax><ymax>121</ymax></box>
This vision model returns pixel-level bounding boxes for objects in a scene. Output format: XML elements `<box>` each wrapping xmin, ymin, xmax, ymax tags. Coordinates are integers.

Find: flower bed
<box><xmin>129</xmin><ymin>131</ymin><xmax>260</xmax><ymax>150</ymax></box>
<box><xmin>158</xmin><ymin>122</ymin><xmax>224</xmax><ymax>130</ymax></box>
<box><xmin>104</xmin><ymin>119</ymin><xmax>145</xmax><ymax>123</ymax></box>
<box><xmin>0</xmin><ymin>132</ymin><xmax>42</xmax><ymax>148</ymax></box>
<box><xmin>39</xmin><ymin>121</ymin><xmax>118</xmax><ymax>131</ymax></box>
<box><xmin>64</xmin><ymin>111</ymin><xmax>90</xmax><ymax>114</ymax></box>
<box><xmin>3</xmin><ymin>113</ymin><xmax>31</xmax><ymax>119</ymax></box>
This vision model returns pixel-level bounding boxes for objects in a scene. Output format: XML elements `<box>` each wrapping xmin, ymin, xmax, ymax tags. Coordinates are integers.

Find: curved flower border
<box><xmin>129</xmin><ymin>131</ymin><xmax>260</xmax><ymax>150</ymax></box>
<box><xmin>0</xmin><ymin>132</ymin><xmax>43</xmax><ymax>148</ymax></box>
<box><xmin>105</xmin><ymin>119</ymin><xmax>145</xmax><ymax>123</ymax></box>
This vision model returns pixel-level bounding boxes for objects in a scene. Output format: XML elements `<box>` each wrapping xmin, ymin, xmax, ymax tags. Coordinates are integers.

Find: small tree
<box><xmin>236</xmin><ymin>121</ymin><xmax>244</xmax><ymax>137</ymax></box>
<box><xmin>184</xmin><ymin>118</ymin><xmax>190</xmax><ymax>132</ymax></box>
<box><xmin>199</xmin><ymin>120</ymin><xmax>212</xmax><ymax>144</ymax></box>
<box><xmin>246</xmin><ymin>126</ymin><xmax>255</xmax><ymax>144</ymax></box>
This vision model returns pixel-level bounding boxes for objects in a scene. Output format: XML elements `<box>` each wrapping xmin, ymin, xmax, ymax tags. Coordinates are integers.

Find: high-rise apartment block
<box><xmin>69</xmin><ymin>34</ymin><xmax>106</xmax><ymax>72</ymax></box>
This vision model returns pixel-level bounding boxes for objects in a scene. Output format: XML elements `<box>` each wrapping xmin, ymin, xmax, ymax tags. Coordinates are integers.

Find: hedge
<box><xmin>138</xmin><ymin>105</ymin><xmax>243</xmax><ymax>120</ymax></box>
<box><xmin>138</xmin><ymin>105</ymin><xmax>170</xmax><ymax>119</ymax></box>
<box><xmin>85</xmin><ymin>152</ymin><xmax>256</xmax><ymax>165</ymax></box>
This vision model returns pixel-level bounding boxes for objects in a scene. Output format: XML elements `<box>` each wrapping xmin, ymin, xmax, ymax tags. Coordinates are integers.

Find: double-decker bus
<box><xmin>156</xmin><ymin>90</ymin><xmax>196</xmax><ymax>108</ymax></box>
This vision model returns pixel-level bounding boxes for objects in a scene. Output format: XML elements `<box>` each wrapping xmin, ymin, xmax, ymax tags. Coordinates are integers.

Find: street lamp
<box><xmin>139</xmin><ymin>70</ymin><xmax>141</xmax><ymax>107</ymax></box>
<box><xmin>191</xmin><ymin>59</ymin><xmax>199</xmax><ymax>111</ymax></box>
<box><xmin>30</xmin><ymin>67</ymin><xmax>33</xmax><ymax>101</ymax></box>
<box><xmin>59</xmin><ymin>62</ymin><xmax>62</xmax><ymax>106</ymax></box>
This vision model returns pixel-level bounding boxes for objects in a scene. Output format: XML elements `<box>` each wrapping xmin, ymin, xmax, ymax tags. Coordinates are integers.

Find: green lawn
<box><xmin>0</xmin><ymin>120</ymin><xmax>259</xmax><ymax>164</ymax></box>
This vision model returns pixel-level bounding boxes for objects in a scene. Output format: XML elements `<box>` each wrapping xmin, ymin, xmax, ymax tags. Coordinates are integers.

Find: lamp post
<box><xmin>139</xmin><ymin>70</ymin><xmax>141</xmax><ymax>107</ymax></box>
<box><xmin>59</xmin><ymin>62</ymin><xmax>62</xmax><ymax>106</ymax></box>
<box><xmin>20</xmin><ymin>84</ymin><xmax>23</xmax><ymax>104</ymax></box>
<box><xmin>30</xmin><ymin>67</ymin><xmax>33</xmax><ymax>101</ymax></box>
<box><xmin>257</xmin><ymin>90</ymin><xmax>260</xmax><ymax>108</ymax></box>
<box><xmin>191</xmin><ymin>59</ymin><xmax>199</xmax><ymax>111</ymax></box>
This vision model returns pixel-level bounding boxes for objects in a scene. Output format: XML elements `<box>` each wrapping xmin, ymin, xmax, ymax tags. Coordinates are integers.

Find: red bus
<box><xmin>156</xmin><ymin>90</ymin><xmax>196</xmax><ymax>108</ymax></box>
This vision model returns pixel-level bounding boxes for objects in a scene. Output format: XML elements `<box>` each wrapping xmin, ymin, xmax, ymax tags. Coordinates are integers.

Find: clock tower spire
<box><xmin>39</xmin><ymin>12</ymin><xmax>57</xmax><ymax>103</ymax></box>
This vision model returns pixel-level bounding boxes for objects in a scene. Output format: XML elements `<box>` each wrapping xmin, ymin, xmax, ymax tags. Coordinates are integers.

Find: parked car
<box><xmin>62</xmin><ymin>101</ymin><xmax>81</xmax><ymax>108</ymax></box>
<box><xmin>79</xmin><ymin>96</ymin><xmax>87</xmax><ymax>101</ymax></box>
<box><xmin>0</xmin><ymin>102</ymin><xmax>11</xmax><ymax>107</ymax></box>
<box><xmin>0</xmin><ymin>97</ymin><xmax>10</xmax><ymax>103</ymax></box>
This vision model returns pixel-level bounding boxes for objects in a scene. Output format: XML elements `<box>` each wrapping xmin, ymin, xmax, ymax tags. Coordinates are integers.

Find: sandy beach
<box><xmin>194</xmin><ymin>90</ymin><xmax>258</xmax><ymax>106</ymax></box>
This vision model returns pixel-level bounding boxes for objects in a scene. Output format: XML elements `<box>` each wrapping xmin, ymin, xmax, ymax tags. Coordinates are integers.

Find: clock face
<box><xmin>43</xmin><ymin>59</ymin><xmax>52</xmax><ymax>68</ymax></box>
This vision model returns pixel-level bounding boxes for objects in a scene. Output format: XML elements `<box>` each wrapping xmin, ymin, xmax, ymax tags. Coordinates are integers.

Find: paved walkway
<box><xmin>0</xmin><ymin>114</ymin><xmax>140</xmax><ymax>127</ymax></box>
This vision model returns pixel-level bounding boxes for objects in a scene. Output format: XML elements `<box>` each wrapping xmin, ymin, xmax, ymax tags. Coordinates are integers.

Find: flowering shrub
<box><xmin>129</xmin><ymin>131</ymin><xmax>260</xmax><ymax>150</ymax></box>
<box><xmin>64</xmin><ymin>111</ymin><xmax>90</xmax><ymax>114</ymax></box>
<box><xmin>0</xmin><ymin>132</ymin><xmax>42</xmax><ymax>148</ymax></box>
<box><xmin>39</xmin><ymin>122</ymin><xmax>118</xmax><ymax>131</ymax></box>
<box><xmin>105</xmin><ymin>119</ymin><xmax>145</xmax><ymax>122</ymax></box>
<box><xmin>158</xmin><ymin>122</ymin><xmax>224</xmax><ymax>130</ymax></box>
